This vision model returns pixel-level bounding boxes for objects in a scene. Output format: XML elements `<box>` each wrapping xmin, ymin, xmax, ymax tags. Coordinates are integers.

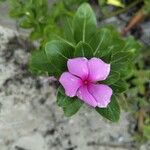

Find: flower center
<box><xmin>83</xmin><ymin>80</ymin><xmax>89</xmax><ymax>85</ymax></box>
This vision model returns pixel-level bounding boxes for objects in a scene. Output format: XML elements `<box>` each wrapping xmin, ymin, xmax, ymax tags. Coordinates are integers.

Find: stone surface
<box><xmin>0</xmin><ymin>2</ymin><xmax>16</xmax><ymax>31</ymax></box>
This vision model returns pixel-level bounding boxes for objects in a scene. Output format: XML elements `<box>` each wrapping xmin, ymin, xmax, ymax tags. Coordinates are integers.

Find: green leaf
<box><xmin>111</xmin><ymin>80</ymin><xmax>128</xmax><ymax>93</ymax></box>
<box><xmin>96</xmin><ymin>95</ymin><xmax>120</xmax><ymax>122</ymax></box>
<box><xmin>123</xmin><ymin>36</ymin><xmax>141</xmax><ymax>52</ymax></box>
<box><xmin>111</xmin><ymin>36</ymin><xmax>125</xmax><ymax>52</ymax></box>
<box><xmin>29</xmin><ymin>29</ymin><xmax>42</xmax><ymax>40</ymax></box>
<box><xmin>111</xmin><ymin>51</ymin><xmax>135</xmax><ymax>71</ymax></box>
<box><xmin>89</xmin><ymin>27</ymin><xmax>126</xmax><ymax>57</ymax></box>
<box><xmin>0</xmin><ymin>0</ymin><xmax>6</xmax><ymax>2</ymax></box>
<box><xmin>9</xmin><ymin>0</ymin><xmax>25</xmax><ymax>18</ymax></box>
<box><xmin>89</xmin><ymin>28</ymin><xmax>113</xmax><ymax>57</ymax></box>
<box><xmin>73</xmin><ymin>3</ymin><xmax>97</xmax><ymax>43</ymax></box>
<box><xmin>29</xmin><ymin>49</ymin><xmax>52</xmax><ymax>75</ymax></box>
<box><xmin>57</xmin><ymin>86</ymin><xmax>83</xmax><ymax>117</ymax></box>
<box><xmin>111</xmin><ymin>51</ymin><xmax>133</xmax><ymax>62</ymax></box>
<box><xmin>74</xmin><ymin>41</ymin><xmax>93</xmax><ymax>58</ymax></box>
<box><xmin>63</xmin><ymin>17</ymin><xmax>75</xmax><ymax>44</ymax></box>
<box><xmin>107</xmin><ymin>0</ymin><xmax>124</xmax><ymax>8</ymax></box>
<box><xmin>19</xmin><ymin>18</ymin><xmax>33</xmax><ymax>29</ymax></box>
<box><xmin>43</xmin><ymin>23</ymin><xmax>62</xmax><ymax>41</ymax></box>
<box><xmin>101</xmin><ymin>52</ymin><xmax>112</xmax><ymax>63</ymax></box>
<box><xmin>45</xmin><ymin>40</ymin><xmax>74</xmax><ymax>78</ymax></box>
<box><xmin>102</xmin><ymin>70</ymin><xmax>120</xmax><ymax>85</ymax></box>
<box><xmin>143</xmin><ymin>124</ymin><xmax>150</xmax><ymax>140</ymax></box>
<box><xmin>119</xmin><ymin>64</ymin><xmax>133</xmax><ymax>78</ymax></box>
<box><xmin>144</xmin><ymin>0</ymin><xmax>150</xmax><ymax>14</ymax></box>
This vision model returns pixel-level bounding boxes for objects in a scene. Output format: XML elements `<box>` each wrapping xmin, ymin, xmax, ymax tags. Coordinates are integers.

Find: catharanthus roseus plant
<box><xmin>30</xmin><ymin>3</ymin><xmax>141</xmax><ymax>122</ymax></box>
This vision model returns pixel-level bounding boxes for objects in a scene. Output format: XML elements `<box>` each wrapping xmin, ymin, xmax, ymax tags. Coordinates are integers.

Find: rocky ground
<box><xmin>0</xmin><ymin>2</ymin><xmax>150</xmax><ymax>150</ymax></box>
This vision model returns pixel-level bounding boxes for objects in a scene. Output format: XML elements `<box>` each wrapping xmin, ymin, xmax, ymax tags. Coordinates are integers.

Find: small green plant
<box><xmin>8</xmin><ymin>0</ymin><xmax>87</xmax><ymax>44</ymax></box>
<box><xmin>125</xmin><ymin>48</ymin><xmax>150</xmax><ymax>143</ymax></box>
<box><xmin>29</xmin><ymin>3</ymin><xmax>141</xmax><ymax>122</ymax></box>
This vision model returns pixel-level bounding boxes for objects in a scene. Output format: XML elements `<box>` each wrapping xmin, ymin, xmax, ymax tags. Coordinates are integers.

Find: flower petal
<box><xmin>67</xmin><ymin>58</ymin><xmax>88</xmax><ymax>79</ymax></box>
<box><xmin>88</xmin><ymin>58</ymin><xmax>110</xmax><ymax>82</ymax></box>
<box><xmin>77</xmin><ymin>85</ymin><xmax>97</xmax><ymax>107</ymax></box>
<box><xmin>59</xmin><ymin>72</ymin><xmax>82</xmax><ymax>97</ymax></box>
<box><xmin>88</xmin><ymin>84</ymin><xmax>112</xmax><ymax>108</ymax></box>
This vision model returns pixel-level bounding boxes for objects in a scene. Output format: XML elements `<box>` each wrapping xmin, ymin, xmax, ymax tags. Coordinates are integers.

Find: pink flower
<box><xmin>59</xmin><ymin>57</ymin><xmax>112</xmax><ymax>108</ymax></box>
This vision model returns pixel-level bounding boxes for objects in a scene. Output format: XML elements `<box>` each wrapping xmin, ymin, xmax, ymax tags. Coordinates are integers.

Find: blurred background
<box><xmin>0</xmin><ymin>0</ymin><xmax>149</xmax><ymax>150</ymax></box>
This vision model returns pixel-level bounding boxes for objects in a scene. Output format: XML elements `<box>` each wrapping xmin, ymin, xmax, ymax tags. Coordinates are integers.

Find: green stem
<box><xmin>102</xmin><ymin>0</ymin><xmax>143</xmax><ymax>19</ymax></box>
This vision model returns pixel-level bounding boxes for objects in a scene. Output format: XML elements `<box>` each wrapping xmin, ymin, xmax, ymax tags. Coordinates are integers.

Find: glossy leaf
<box><xmin>45</xmin><ymin>40</ymin><xmax>74</xmax><ymax>78</ymax></box>
<box><xmin>74</xmin><ymin>41</ymin><xmax>93</xmax><ymax>58</ymax></box>
<box><xmin>99</xmin><ymin>26</ymin><xmax>125</xmax><ymax>53</ymax></box>
<box><xmin>119</xmin><ymin>65</ymin><xmax>133</xmax><ymax>79</ymax></box>
<box><xmin>89</xmin><ymin>28</ymin><xmax>113</xmax><ymax>57</ymax></box>
<box><xmin>73</xmin><ymin>3</ymin><xmax>97</xmax><ymax>43</ymax></box>
<box><xmin>89</xmin><ymin>27</ymin><xmax>125</xmax><ymax>57</ymax></box>
<box><xmin>57</xmin><ymin>86</ymin><xmax>83</xmax><ymax>117</ymax></box>
<box><xmin>96</xmin><ymin>95</ymin><xmax>120</xmax><ymax>122</ymax></box>
<box><xmin>102</xmin><ymin>70</ymin><xmax>120</xmax><ymax>85</ymax></box>
<box><xmin>111</xmin><ymin>37</ymin><xmax>125</xmax><ymax>53</ymax></box>
<box><xmin>111</xmin><ymin>80</ymin><xmax>128</xmax><ymax>93</ymax></box>
<box><xmin>111</xmin><ymin>51</ymin><xmax>134</xmax><ymax>62</ymax></box>
<box><xmin>29</xmin><ymin>50</ymin><xmax>52</xmax><ymax>75</ymax></box>
<box><xmin>63</xmin><ymin>17</ymin><xmax>75</xmax><ymax>44</ymax></box>
<box><xmin>122</xmin><ymin>36</ymin><xmax>141</xmax><ymax>57</ymax></box>
<box><xmin>111</xmin><ymin>51</ymin><xmax>135</xmax><ymax>71</ymax></box>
